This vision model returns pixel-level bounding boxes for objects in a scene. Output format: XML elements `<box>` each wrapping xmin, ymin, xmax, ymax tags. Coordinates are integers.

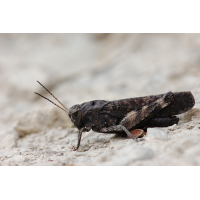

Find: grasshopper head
<box><xmin>69</xmin><ymin>104</ymin><xmax>83</xmax><ymax>129</ymax></box>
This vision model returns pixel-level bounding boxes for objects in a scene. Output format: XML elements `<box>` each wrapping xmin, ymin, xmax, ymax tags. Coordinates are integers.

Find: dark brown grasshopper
<box><xmin>35</xmin><ymin>81</ymin><xmax>195</xmax><ymax>150</ymax></box>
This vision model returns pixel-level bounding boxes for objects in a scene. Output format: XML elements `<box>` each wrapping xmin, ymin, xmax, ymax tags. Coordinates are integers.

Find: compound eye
<box><xmin>73</xmin><ymin>111</ymin><xmax>79</xmax><ymax>118</ymax></box>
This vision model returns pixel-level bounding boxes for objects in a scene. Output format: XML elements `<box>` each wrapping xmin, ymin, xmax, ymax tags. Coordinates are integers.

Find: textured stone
<box><xmin>146</xmin><ymin>128</ymin><xmax>168</xmax><ymax>140</ymax></box>
<box><xmin>14</xmin><ymin>107</ymin><xmax>73</xmax><ymax>137</ymax></box>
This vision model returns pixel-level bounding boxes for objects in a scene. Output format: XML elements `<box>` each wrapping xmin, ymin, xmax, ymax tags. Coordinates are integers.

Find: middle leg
<box><xmin>100</xmin><ymin>125</ymin><xmax>137</xmax><ymax>140</ymax></box>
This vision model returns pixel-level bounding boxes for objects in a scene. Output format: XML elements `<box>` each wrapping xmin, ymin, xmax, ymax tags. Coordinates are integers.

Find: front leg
<box><xmin>73</xmin><ymin>126</ymin><xmax>91</xmax><ymax>151</ymax></box>
<box><xmin>101</xmin><ymin>91</ymin><xmax>174</xmax><ymax>139</ymax></box>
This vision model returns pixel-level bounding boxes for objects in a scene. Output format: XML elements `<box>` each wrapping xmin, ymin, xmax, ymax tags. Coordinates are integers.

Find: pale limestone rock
<box><xmin>14</xmin><ymin>107</ymin><xmax>73</xmax><ymax>137</ymax></box>
<box><xmin>99</xmin><ymin>143</ymin><xmax>154</xmax><ymax>166</ymax></box>
<box><xmin>0</xmin><ymin>131</ymin><xmax>18</xmax><ymax>149</ymax></box>
<box><xmin>146</xmin><ymin>127</ymin><xmax>168</xmax><ymax>140</ymax></box>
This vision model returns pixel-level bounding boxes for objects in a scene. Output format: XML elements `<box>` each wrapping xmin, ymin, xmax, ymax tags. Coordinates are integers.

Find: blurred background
<box><xmin>1</xmin><ymin>33</ymin><xmax>200</xmax><ymax>131</ymax></box>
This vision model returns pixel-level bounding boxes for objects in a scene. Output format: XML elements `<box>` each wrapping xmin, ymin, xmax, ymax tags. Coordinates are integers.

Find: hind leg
<box><xmin>120</xmin><ymin>91</ymin><xmax>174</xmax><ymax>130</ymax></box>
<box><xmin>101</xmin><ymin>91</ymin><xmax>174</xmax><ymax>140</ymax></box>
<box><xmin>137</xmin><ymin>116</ymin><xmax>179</xmax><ymax>131</ymax></box>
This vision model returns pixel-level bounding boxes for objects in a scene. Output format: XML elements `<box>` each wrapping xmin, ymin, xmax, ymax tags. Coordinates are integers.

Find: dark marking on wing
<box><xmin>100</xmin><ymin>91</ymin><xmax>195</xmax><ymax>118</ymax></box>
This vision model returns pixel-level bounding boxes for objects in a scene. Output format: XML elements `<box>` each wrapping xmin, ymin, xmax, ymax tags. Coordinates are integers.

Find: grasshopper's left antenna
<box><xmin>35</xmin><ymin>81</ymin><xmax>69</xmax><ymax>114</ymax></box>
<box><xmin>34</xmin><ymin>92</ymin><xmax>68</xmax><ymax>113</ymax></box>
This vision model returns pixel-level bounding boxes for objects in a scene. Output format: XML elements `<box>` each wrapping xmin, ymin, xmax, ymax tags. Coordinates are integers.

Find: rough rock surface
<box><xmin>14</xmin><ymin>107</ymin><xmax>73</xmax><ymax>137</ymax></box>
<box><xmin>1</xmin><ymin>33</ymin><xmax>200</xmax><ymax>165</ymax></box>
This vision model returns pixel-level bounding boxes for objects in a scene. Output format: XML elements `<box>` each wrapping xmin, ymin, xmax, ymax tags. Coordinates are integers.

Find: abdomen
<box><xmin>156</xmin><ymin>92</ymin><xmax>195</xmax><ymax>117</ymax></box>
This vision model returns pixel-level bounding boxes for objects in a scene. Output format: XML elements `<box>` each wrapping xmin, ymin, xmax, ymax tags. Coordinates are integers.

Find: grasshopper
<box><xmin>35</xmin><ymin>81</ymin><xmax>195</xmax><ymax>150</ymax></box>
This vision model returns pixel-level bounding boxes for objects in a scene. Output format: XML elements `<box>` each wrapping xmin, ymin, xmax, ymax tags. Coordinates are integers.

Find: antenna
<box><xmin>35</xmin><ymin>92</ymin><xmax>68</xmax><ymax>113</ymax></box>
<box><xmin>35</xmin><ymin>81</ymin><xmax>69</xmax><ymax>114</ymax></box>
